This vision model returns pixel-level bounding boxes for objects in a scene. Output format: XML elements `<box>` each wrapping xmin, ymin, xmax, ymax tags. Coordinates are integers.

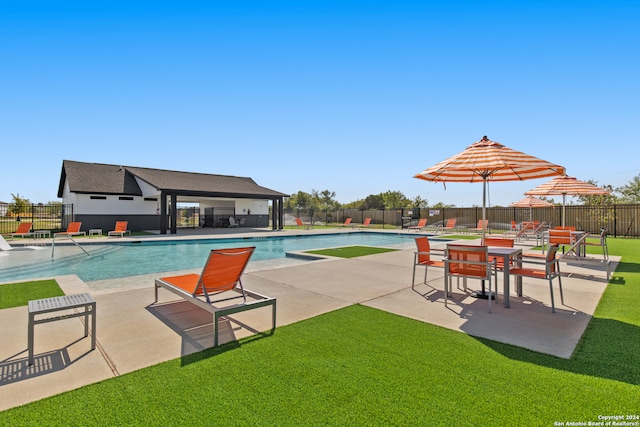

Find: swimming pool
<box><xmin>0</xmin><ymin>232</ymin><xmax>422</xmax><ymax>283</ymax></box>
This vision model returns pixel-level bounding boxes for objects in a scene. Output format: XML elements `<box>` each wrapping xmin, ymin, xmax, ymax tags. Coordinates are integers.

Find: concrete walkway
<box><xmin>0</xmin><ymin>233</ymin><xmax>615</xmax><ymax>412</ymax></box>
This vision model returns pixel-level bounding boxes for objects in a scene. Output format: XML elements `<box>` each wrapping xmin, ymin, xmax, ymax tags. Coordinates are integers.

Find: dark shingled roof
<box><xmin>58</xmin><ymin>160</ymin><xmax>288</xmax><ymax>199</ymax></box>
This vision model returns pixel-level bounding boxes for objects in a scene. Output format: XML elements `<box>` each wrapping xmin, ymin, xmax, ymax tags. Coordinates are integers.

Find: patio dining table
<box><xmin>487</xmin><ymin>246</ymin><xmax>523</xmax><ymax>309</ymax></box>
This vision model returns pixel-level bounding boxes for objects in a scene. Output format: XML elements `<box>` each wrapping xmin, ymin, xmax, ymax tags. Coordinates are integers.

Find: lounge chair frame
<box><xmin>154</xmin><ymin>247</ymin><xmax>276</xmax><ymax>346</ymax></box>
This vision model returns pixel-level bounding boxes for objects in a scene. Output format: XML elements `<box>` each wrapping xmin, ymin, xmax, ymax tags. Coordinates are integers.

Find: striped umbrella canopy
<box><xmin>414</xmin><ymin>136</ymin><xmax>566</xmax><ymax>242</ymax></box>
<box><xmin>510</xmin><ymin>196</ymin><xmax>553</xmax><ymax>222</ymax></box>
<box><xmin>525</xmin><ymin>175</ymin><xmax>610</xmax><ymax>226</ymax></box>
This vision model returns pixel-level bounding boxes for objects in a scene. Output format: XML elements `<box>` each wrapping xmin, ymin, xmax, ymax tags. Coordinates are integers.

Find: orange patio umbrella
<box><xmin>414</xmin><ymin>136</ymin><xmax>566</xmax><ymax>237</ymax></box>
<box><xmin>525</xmin><ymin>175</ymin><xmax>610</xmax><ymax>227</ymax></box>
<box><xmin>414</xmin><ymin>135</ymin><xmax>565</xmax><ymax>298</ymax></box>
<box><xmin>510</xmin><ymin>195</ymin><xmax>553</xmax><ymax>222</ymax></box>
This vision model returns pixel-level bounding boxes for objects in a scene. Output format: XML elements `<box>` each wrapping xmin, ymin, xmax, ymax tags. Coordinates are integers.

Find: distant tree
<box><xmin>284</xmin><ymin>191</ymin><xmax>313</xmax><ymax>211</ymax></box>
<box><xmin>311</xmin><ymin>189</ymin><xmax>339</xmax><ymax>212</ymax></box>
<box><xmin>362</xmin><ymin>194</ymin><xmax>385</xmax><ymax>210</ymax></box>
<box><xmin>8</xmin><ymin>193</ymin><xmax>30</xmax><ymax>217</ymax></box>
<box><xmin>616</xmin><ymin>174</ymin><xmax>640</xmax><ymax>203</ymax></box>
<box><xmin>430</xmin><ymin>201</ymin><xmax>455</xmax><ymax>208</ymax></box>
<box><xmin>411</xmin><ymin>195</ymin><xmax>429</xmax><ymax>208</ymax></box>
<box><xmin>380</xmin><ymin>190</ymin><xmax>411</xmax><ymax>209</ymax></box>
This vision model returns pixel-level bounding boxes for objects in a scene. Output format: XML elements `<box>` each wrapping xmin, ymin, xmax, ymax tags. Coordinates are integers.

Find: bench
<box><xmin>28</xmin><ymin>293</ymin><xmax>96</xmax><ymax>365</ymax></box>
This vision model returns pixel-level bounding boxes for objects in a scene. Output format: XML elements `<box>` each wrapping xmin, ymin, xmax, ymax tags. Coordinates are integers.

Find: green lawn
<box><xmin>1</xmin><ymin>239</ymin><xmax>639</xmax><ymax>425</ymax></box>
<box><xmin>305</xmin><ymin>245</ymin><xmax>397</xmax><ymax>258</ymax></box>
<box><xmin>0</xmin><ymin>280</ymin><xmax>64</xmax><ymax>309</ymax></box>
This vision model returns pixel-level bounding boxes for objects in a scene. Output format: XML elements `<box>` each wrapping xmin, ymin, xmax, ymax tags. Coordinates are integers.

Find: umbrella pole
<box><xmin>472</xmin><ymin>179</ymin><xmax>494</xmax><ymax>300</ymax></box>
<box><xmin>562</xmin><ymin>194</ymin><xmax>567</xmax><ymax>227</ymax></box>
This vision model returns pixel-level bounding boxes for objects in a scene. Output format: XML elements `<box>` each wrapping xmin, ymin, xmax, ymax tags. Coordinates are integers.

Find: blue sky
<box><xmin>2</xmin><ymin>1</ymin><xmax>638</xmax><ymax>207</ymax></box>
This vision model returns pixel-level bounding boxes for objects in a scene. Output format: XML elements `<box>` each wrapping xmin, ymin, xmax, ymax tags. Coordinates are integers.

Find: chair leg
<box><xmin>548</xmin><ymin>279</ymin><xmax>556</xmax><ymax>313</ymax></box>
<box><xmin>411</xmin><ymin>264</ymin><xmax>417</xmax><ymax>290</ymax></box>
<box><xmin>557</xmin><ymin>275</ymin><xmax>564</xmax><ymax>305</ymax></box>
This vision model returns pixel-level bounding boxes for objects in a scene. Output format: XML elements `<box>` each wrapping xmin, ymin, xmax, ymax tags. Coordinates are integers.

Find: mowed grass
<box><xmin>305</xmin><ymin>245</ymin><xmax>397</xmax><ymax>258</ymax></box>
<box><xmin>1</xmin><ymin>239</ymin><xmax>639</xmax><ymax>425</ymax></box>
<box><xmin>0</xmin><ymin>280</ymin><xmax>64</xmax><ymax>309</ymax></box>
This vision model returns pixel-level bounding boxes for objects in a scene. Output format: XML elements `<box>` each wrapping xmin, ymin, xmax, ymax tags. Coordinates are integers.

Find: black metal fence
<box><xmin>286</xmin><ymin>204</ymin><xmax>640</xmax><ymax>238</ymax></box>
<box><xmin>3</xmin><ymin>203</ymin><xmax>639</xmax><ymax>238</ymax></box>
<box><xmin>0</xmin><ymin>204</ymin><xmax>73</xmax><ymax>236</ymax></box>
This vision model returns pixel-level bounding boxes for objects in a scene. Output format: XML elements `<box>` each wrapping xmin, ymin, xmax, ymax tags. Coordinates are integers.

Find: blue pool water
<box><xmin>0</xmin><ymin>232</ymin><xmax>420</xmax><ymax>283</ymax></box>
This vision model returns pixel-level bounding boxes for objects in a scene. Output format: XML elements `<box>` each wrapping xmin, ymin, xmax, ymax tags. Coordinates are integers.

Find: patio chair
<box><xmin>436</xmin><ymin>218</ymin><xmax>457</xmax><ymax>234</ymax></box>
<box><xmin>412</xmin><ymin>237</ymin><xmax>445</xmax><ymax>290</ymax></box>
<box><xmin>444</xmin><ymin>244</ymin><xmax>497</xmax><ymax>312</ymax></box>
<box><xmin>295</xmin><ymin>217</ymin><xmax>311</xmax><ymax>229</ymax></box>
<box><xmin>582</xmin><ymin>228</ymin><xmax>609</xmax><ymax>260</ymax></box>
<box><xmin>408</xmin><ymin>218</ymin><xmax>428</xmax><ymax>231</ymax></box>
<box><xmin>484</xmin><ymin>237</ymin><xmax>515</xmax><ymax>270</ymax></box>
<box><xmin>10</xmin><ymin>222</ymin><xmax>34</xmax><ymax>239</ymax></box>
<box><xmin>54</xmin><ymin>222</ymin><xmax>86</xmax><ymax>237</ymax></box>
<box><xmin>509</xmin><ymin>244</ymin><xmax>564</xmax><ymax>313</ymax></box>
<box><xmin>108</xmin><ymin>221</ymin><xmax>130</xmax><ymax>237</ymax></box>
<box><xmin>342</xmin><ymin>218</ymin><xmax>352</xmax><ymax>227</ymax></box>
<box><xmin>228</xmin><ymin>217</ymin><xmax>239</xmax><ymax>228</ymax></box>
<box><xmin>547</xmin><ymin>229</ymin><xmax>573</xmax><ymax>254</ymax></box>
<box><xmin>154</xmin><ymin>246</ymin><xmax>276</xmax><ymax>346</ymax></box>
<box><xmin>469</xmin><ymin>219</ymin><xmax>489</xmax><ymax>234</ymax></box>
<box><xmin>361</xmin><ymin>217</ymin><xmax>372</xmax><ymax>228</ymax></box>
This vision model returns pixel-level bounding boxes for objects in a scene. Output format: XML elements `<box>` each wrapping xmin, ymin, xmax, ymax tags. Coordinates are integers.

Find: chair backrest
<box><xmin>446</xmin><ymin>244</ymin><xmax>490</xmax><ymax>279</ymax></box>
<box><xmin>66</xmin><ymin>222</ymin><xmax>82</xmax><ymax>233</ymax></box>
<box><xmin>295</xmin><ymin>218</ymin><xmax>304</xmax><ymax>227</ymax></box>
<box><xmin>476</xmin><ymin>219</ymin><xmax>489</xmax><ymax>229</ymax></box>
<box><xmin>445</xmin><ymin>218</ymin><xmax>456</xmax><ymax>228</ymax></box>
<box><xmin>548</xmin><ymin>229</ymin><xmax>572</xmax><ymax>245</ymax></box>
<box><xmin>363</xmin><ymin>218</ymin><xmax>372</xmax><ymax>226</ymax></box>
<box><xmin>415</xmin><ymin>237</ymin><xmax>433</xmax><ymax>263</ymax></box>
<box><xmin>344</xmin><ymin>218</ymin><xmax>352</xmax><ymax>225</ymax></box>
<box><xmin>554</xmin><ymin>226</ymin><xmax>576</xmax><ymax>231</ymax></box>
<box><xmin>114</xmin><ymin>221</ymin><xmax>128</xmax><ymax>232</ymax></box>
<box><xmin>546</xmin><ymin>244</ymin><xmax>560</xmax><ymax>274</ymax></box>
<box><xmin>229</xmin><ymin>217</ymin><xmax>237</xmax><ymax>226</ymax></box>
<box><xmin>416</xmin><ymin>218</ymin><xmax>427</xmax><ymax>227</ymax></box>
<box><xmin>15</xmin><ymin>222</ymin><xmax>33</xmax><ymax>234</ymax></box>
<box><xmin>510</xmin><ymin>221</ymin><xmax>517</xmax><ymax>231</ymax></box>
<box><xmin>484</xmin><ymin>237</ymin><xmax>514</xmax><ymax>248</ymax></box>
<box><xmin>196</xmin><ymin>247</ymin><xmax>255</xmax><ymax>297</ymax></box>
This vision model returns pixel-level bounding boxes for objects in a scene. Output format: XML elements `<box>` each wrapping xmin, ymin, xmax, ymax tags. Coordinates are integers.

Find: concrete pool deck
<box><xmin>0</xmin><ymin>229</ymin><xmax>616</xmax><ymax>411</ymax></box>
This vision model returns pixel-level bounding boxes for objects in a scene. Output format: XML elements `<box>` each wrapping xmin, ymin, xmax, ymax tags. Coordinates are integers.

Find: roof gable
<box><xmin>58</xmin><ymin>160</ymin><xmax>288</xmax><ymax>199</ymax></box>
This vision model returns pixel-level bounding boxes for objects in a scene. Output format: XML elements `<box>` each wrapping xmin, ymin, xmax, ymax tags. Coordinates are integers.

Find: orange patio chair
<box><xmin>342</xmin><ymin>217</ymin><xmax>352</xmax><ymax>227</ymax></box>
<box><xmin>484</xmin><ymin>237</ymin><xmax>516</xmax><ymax>271</ymax></box>
<box><xmin>443</xmin><ymin>244</ymin><xmax>497</xmax><ymax>312</ymax></box>
<box><xmin>436</xmin><ymin>218</ymin><xmax>457</xmax><ymax>234</ymax></box>
<box><xmin>361</xmin><ymin>217</ymin><xmax>372</xmax><ymax>228</ymax></box>
<box><xmin>412</xmin><ymin>237</ymin><xmax>445</xmax><ymax>290</ymax></box>
<box><xmin>509</xmin><ymin>244</ymin><xmax>564</xmax><ymax>313</ymax></box>
<box><xmin>583</xmin><ymin>228</ymin><xmax>609</xmax><ymax>260</ymax></box>
<box><xmin>154</xmin><ymin>246</ymin><xmax>276</xmax><ymax>346</ymax></box>
<box><xmin>295</xmin><ymin>217</ymin><xmax>311</xmax><ymax>229</ymax></box>
<box><xmin>470</xmin><ymin>219</ymin><xmax>489</xmax><ymax>234</ymax></box>
<box><xmin>10</xmin><ymin>222</ymin><xmax>34</xmax><ymax>239</ymax></box>
<box><xmin>408</xmin><ymin>218</ymin><xmax>427</xmax><ymax>231</ymax></box>
<box><xmin>108</xmin><ymin>221</ymin><xmax>130</xmax><ymax>237</ymax></box>
<box><xmin>54</xmin><ymin>222</ymin><xmax>85</xmax><ymax>237</ymax></box>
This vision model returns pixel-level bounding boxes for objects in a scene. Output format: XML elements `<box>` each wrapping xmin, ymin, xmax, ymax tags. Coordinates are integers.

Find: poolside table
<box><xmin>28</xmin><ymin>293</ymin><xmax>96</xmax><ymax>365</ymax></box>
<box><xmin>487</xmin><ymin>246</ymin><xmax>523</xmax><ymax>309</ymax></box>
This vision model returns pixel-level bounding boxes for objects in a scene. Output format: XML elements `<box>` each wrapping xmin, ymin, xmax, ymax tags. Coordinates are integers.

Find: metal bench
<box><xmin>28</xmin><ymin>293</ymin><xmax>96</xmax><ymax>365</ymax></box>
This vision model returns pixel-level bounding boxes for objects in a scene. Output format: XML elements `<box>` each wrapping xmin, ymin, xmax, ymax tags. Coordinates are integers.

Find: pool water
<box><xmin>0</xmin><ymin>232</ymin><xmax>421</xmax><ymax>283</ymax></box>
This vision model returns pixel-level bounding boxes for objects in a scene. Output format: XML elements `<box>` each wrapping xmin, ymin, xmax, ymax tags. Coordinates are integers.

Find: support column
<box><xmin>160</xmin><ymin>192</ymin><xmax>167</xmax><ymax>234</ymax></box>
<box><xmin>170</xmin><ymin>193</ymin><xmax>177</xmax><ymax>234</ymax></box>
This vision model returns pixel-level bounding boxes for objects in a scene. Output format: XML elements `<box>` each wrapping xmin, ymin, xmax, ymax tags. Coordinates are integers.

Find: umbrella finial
<box><xmin>481</xmin><ymin>135</ymin><xmax>489</xmax><ymax>141</ymax></box>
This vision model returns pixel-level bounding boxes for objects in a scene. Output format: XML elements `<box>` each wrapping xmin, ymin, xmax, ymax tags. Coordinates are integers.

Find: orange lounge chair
<box><xmin>10</xmin><ymin>222</ymin><xmax>34</xmax><ymax>239</ymax></box>
<box><xmin>295</xmin><ymin>217</ymin><xmax>311</xmax><ymax>229</ymax></box>
<box><xmin>342</xmin><ymin>218</ymin><xmax>352</xmax><ymax>227</ymax></box>
<box><xmin>54</xmin><ymin>222</ymin><xmax>86</xmax><ymax>237</ymax></box>
<box><xmin>108</xmin><ymin>221</ymin><xmax>130</xmax><ymax>237</ymax></box>
<box><xmin>361</xmin><ymin>218</ymin><xmax>372</xmax><ymax>228</ymax></box>
<box><xmin>154</xmin><ymin>246</ymin><xmax>276</xmax><ymax>346</ymax></box>
<box><xmin>470</xmin><ymin>219</ymin><xmax>489</xmax><ymax>234</ymax></box>
<box><xmin>412</xmin><ymin>237</ymin><xmax>445</xmax><ymax>289</ymax></box>
<box><xmin>408</xmin><ymin>218</ymin><xmax>427</xmax><ymax>231</ymax></box>
<box><xmin>436</xmin><ymin>218</ymin><xmax>457</xmax><ymax>234</ymax></box>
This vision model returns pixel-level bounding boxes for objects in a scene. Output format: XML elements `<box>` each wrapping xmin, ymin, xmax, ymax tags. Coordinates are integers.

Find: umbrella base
<box><xmin>471</xmin><ymin>291</ymin><xmax>495</xmax><ymax>300</ymax></box>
